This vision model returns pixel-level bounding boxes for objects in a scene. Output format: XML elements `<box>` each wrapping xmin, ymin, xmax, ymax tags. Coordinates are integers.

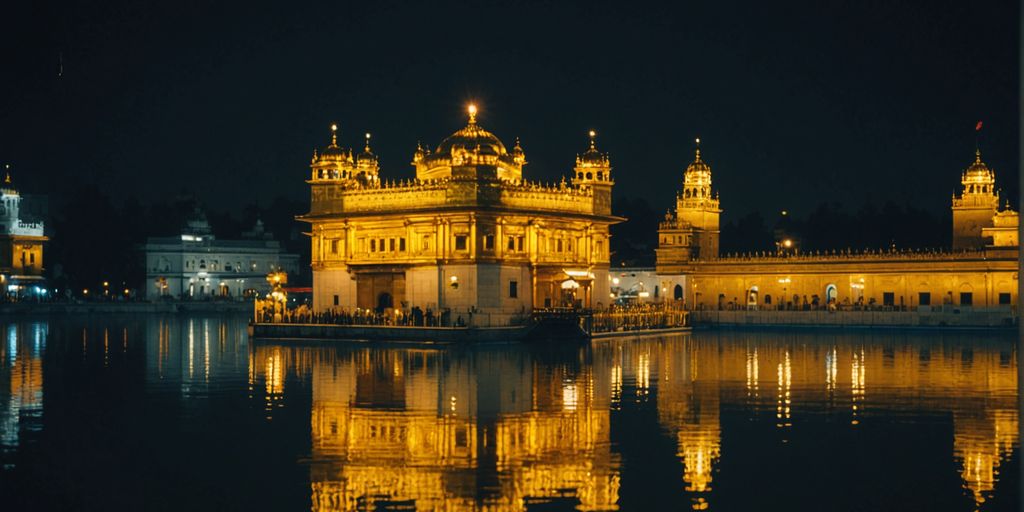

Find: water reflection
<box><xmin>250</xmin><ymin>332</ymin><xmax>1017</xmax><ymax>511</ymax></box>
<box><xmin>249</xmin><ymin>345</ymin><xmax>620</xmax><ymax>511</ymax></box>
<box><xmin>0</xmin><ymin>323</ymin><xmax>45</xmax><ymax>467</ymax></box>
<box><xmin>0</xmin><ymin>317</ymin><xmax>1017</xmax><ymax>511</ymax></box>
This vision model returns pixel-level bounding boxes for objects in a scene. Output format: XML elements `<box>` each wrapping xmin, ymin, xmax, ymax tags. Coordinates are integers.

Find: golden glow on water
<box><xmin>851</xmin><ymin>348</ymin><xmax>866</xmax><ymax>426</ymax></box>
<box><xmin>241</xmin><ymin>332</ymin><xmax>1017</xmax><ymax>512</ymax></box>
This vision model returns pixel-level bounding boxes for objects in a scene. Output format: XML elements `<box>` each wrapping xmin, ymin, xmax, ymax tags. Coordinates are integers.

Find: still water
<box><xmin>0</xmin><ymin>315</ymin><xmax>1018</xmax><ymax>511</ymax></box>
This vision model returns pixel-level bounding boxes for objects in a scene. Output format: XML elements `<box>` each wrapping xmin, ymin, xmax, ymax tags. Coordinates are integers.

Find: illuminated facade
<box><xmin>141</xmin><ymin>212</ymin><xmax>299</xmax><ymax>299</ymax></box>
<box><xmin>0</xmin><ymin>171</ymin><xmax>47</xmax><ymax>297</ymax></box>
<box><xmin>301</xmin><ymin>107</ymin><xmax>620</xmax><ymax>322</ymax></box>
<box><xmin>657</xmin><ymin>146</ymin><xmax>1019</xmax><ymax>310</ymax></box>
<box><xmin>657</xmin><ymin>139</ymin><xmax>721</xmax><ymax>262</ymax></box>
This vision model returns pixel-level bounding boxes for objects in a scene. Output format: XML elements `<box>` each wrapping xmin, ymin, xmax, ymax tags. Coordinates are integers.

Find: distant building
<box><xmin>301</xmin><ymin>106</ymin><xmax>621</xmax><ymax>323</ymax></box>
<box><xmin>140</xmin><ymin>210</ymin><xmax>299</xmax><ymax>299</ymax></box>
<box><xmin>0</xmin><ymin>170</ymin><xmax>48</xmax><ymax>298</ymax></box>
<box><xmin>657</xmin><ymin>144</ymin><xmax>1019</xmax><ymax>310</ymax></box>
<box><xmin>608</xmin><ymin>267</ymin><xmax>666</xmax><ymax>304</ymax></box>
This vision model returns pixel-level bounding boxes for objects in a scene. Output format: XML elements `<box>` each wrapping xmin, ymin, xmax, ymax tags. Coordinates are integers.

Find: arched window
<box><xmin>199</xmin><ymin>259</ymin><xmax>206</xmax><ymax>270</ymax></box>
<box><xmin>765</xmin><ymin>294</ymin><xmax>772</xmax><ymax>305</ymax></box>
<box><xmin>586</xmin><ymin>172</ymin><xmax>592</xmax><ymax>180</ymax></box>
<box><xmin>673</xmin><ymin>284</ymin><xmax>683</xmax><ymax>300</ymax></box>
<box><xmin>597</xmin><ymin>172</ymin><xmax>604</xmax><ymax>180</ymax></box>
<box><xmin>685</xmin><ymin>189</ymin><xmax>691</xmax><ymax>198</ymax></box>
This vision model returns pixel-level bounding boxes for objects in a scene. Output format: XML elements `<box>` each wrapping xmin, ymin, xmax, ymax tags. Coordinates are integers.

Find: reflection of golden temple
<box><xmin>248</xmin><ymin>345</ymin><xmax>619</xmax><ymax>511</ymax></box>
<box><xmin>244</xmin><ymin>331</ymin><xmax>1017</xmax><ymax>511</ymax></box>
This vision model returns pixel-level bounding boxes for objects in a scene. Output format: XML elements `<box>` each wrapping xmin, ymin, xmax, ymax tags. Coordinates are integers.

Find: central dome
<box><xmin>436</xmin><ymin>121</ymin><xmax>507</xmax><ymax>156</ymax></box>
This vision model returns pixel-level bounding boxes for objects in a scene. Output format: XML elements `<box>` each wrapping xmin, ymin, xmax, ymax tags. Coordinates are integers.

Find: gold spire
<box><xmin>3</xmin><ymin>164</ymin><xmax>9</xmax><ymax>185</ymax></box>
<box><xmin>364</xmin><ymin>132</ymin><xmax>372</xmax><ymax>152</ymax></box>
<box><xmin>975</xmin><ymin>148</ymin><xmax>982</xmax><ymax>164</ymax></box>
<box><xmin>467</xmin><ymin>104</ymin><xmax>478</xmax><ymax>124</ymax></box>
<box><xmin>589</xmin><ymin>130</ymin><xmax>597</xmax><ymax>150</ymax></box>
<box><xmin>694</xmin><ymin>138</ymin><xmax>702</xmax><ymax>161</ymax></box>
<box><xmin>330</xmin><ymin>123</ymin><xmax>338</xmax><ymax>146</ymax></box>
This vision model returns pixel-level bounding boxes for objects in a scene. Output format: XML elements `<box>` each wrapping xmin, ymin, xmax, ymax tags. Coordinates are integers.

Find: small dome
<box><xmin>576</xmin><ymin>131</ymin><xmax>609</xmax><ymax>167</ymax></box>
<box><xmin>357</xmin><ymin>133</ymin><xmax>378</xmax><ymax>165</ymax></box>
<box><xmin>964</xmin><ymin>149</ymin><xmax>993</xmax><ymax>181</ymax></box>
<box><xmin>686</xmin><ymin>141</ymin><xmax>711</xmax><ymax>175</ymax></box>
<box><xmin>319</xmin><ymin>125</ymin><xmax>351</xmax><ymax>162</ymax></box>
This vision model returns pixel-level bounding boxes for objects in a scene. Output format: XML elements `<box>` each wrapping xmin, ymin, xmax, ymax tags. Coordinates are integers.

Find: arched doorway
<box><xmin>560</xmin><ymin>279</ymin><xmax>580</xmax><ymax>308</ymax></box>
<box><xmin>747</xmin><ymin>286</ymin><xmax>759</xmax><ymax>309</ymax></box>
<box><xmin>825</xmin><ymin>284</ymin><xmax>837</xmax><ymax>304</ymax></box>
<box><xmin>673</xmin><ymin>284</ymin><xmax>683</xmax><ymax>300</ymax></box>
<box><xmin>376</xmin><ymin>292</ymin><xmax>393</xmax><ymax>313</ymax></box>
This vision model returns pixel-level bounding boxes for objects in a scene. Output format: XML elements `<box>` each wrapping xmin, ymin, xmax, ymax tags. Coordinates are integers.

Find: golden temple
<box><xmin>300</xmin><ymin>106</ymin><xmax>621</xmax><ymax>323</ymax></box>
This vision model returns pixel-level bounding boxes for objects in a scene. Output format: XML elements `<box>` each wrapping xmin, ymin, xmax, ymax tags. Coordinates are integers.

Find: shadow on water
<box><xmin>0</xmin><ymin>314</ymin><xmax>1018</xmax><ymax>511</ymax></box>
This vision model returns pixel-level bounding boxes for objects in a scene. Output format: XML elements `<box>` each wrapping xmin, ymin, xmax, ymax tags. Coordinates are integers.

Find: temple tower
<box><xmin>572</xmin><ymin>130</ymin><xmax>614</xmax><ymax>216</ymax></box>
<box><xmin>952</xmin><ymin>149</ymin><xmax>999</xmax><ymax>249</ymax></box>
<box><xmin>676</xmin><ymin>139</ymin><xmax>722</xmax><ymax>257</ymax></box>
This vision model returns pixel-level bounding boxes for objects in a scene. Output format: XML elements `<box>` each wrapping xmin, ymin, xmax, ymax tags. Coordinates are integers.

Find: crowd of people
<box><xmin>590</xmin><ymin>302</ymin><xmax>688</xmax><ymax>332</ymax></box>
<box><xmin>256</xmin><ymin>299</ymin><xmax>483</xmax><ymax>327</ymax></box>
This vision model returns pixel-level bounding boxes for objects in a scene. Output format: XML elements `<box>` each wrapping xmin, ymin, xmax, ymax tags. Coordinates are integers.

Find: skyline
<box><xmin>0</xmin><ymin>0</ymin><xmax>1018</xmax><ymax>222</ymax></box>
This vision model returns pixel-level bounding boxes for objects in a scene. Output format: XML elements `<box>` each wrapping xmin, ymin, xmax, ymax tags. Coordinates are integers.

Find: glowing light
<box><xmin>782</xmin><ymin>239</ymin><xmax>793</xmax><ymax>248</ymax></box>
<box><xmin>330</xmin><ymin>124</ymin><xmax>337</xmax><ymax>132</ymax></box>
<box><xmin>612</xmin><ymin>278</ymin><xmax>620</xmax><ymax>285</ymax></box>
<box><xmin>589</xmin><ymin>130</ymin><xmax>596</xmax><ymax>138</ymax></box>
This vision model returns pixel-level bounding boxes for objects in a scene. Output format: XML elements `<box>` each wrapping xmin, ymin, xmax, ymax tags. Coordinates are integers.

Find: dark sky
<box><xmin>1</xmin><ymin>0</ymin><xmax>1018</xmax><ymax>222</ymax></box>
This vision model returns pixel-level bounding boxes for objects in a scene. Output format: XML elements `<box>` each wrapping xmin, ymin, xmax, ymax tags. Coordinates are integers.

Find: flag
<box><xmin>976</xmin><ymin>121</ymin><xmax>983</xmax><ymax>131</ymax></box>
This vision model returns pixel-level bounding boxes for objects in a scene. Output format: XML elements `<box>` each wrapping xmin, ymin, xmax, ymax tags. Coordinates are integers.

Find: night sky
<box><xmin>1</xmin><ymin>0</ymin><xmax>1018</xmax><ymax>222</ymax></box>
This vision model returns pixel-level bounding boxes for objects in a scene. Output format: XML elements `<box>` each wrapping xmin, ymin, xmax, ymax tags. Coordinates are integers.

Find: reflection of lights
<box><xmin>612</xmin><ymin>277</ymin><xmax>620</xmax><ymax>285</ymax></box>
<box><xmin>776</xmin><ymin>350</ymin><xmax>791</xmax><ymax>428</ymax></box>
<box><xmin>826</xmin><ymin>347</ymin><xmax>838</xmax><ymax>394</ymax></box>
<box><xmin>265</xmin><ymin>349</ymin><xmax>284</xmax><ymax>396</ymax></box>
<box><xmin>610</xmin><ymin>363</ymin><xmax>622</xmax><ymax>409</ymax></box>
<box><xmin>562</xmin><ymin>380</ymin><xmax>578</xmax><ymax>412</ymax></box>
<box><xmin>851</xmin><ymin>348</ymin><xmax>865</xmax><ymax>425</ymax></box>
<box><xmin>745</xmin><ymin>347</ymin><xmax>759</xmax><ymax>397</ymax></box>
<box><xmin>637</xmin><ymin>353</ymin><xmax>650</xmax><ymax>399</ymax></box>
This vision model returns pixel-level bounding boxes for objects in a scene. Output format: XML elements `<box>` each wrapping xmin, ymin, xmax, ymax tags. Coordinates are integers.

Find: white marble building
<box><xmin>140</xmin><ymin>213</ymin><xmax>299</xmax><ymax>300</ymax></box>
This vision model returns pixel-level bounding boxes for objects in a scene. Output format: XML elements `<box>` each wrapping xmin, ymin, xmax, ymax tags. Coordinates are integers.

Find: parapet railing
<box><xmin>688</xmin><ymin>247</ymin><xmax>1008</xmax><ymax>264</ymax></box>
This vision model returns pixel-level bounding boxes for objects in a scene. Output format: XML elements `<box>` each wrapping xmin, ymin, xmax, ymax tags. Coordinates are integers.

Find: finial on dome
<box><xmin>467</xmin><ymin>104</ymin><xmax>478</xmax><ymax>124</ymax></box>
<box><xmin>364</xmin><ymin>132</ymin><xmax>372</xmax><ymax>152</ymax></box>
<box><xmin>589</xmin><ymin>130</ymin><xmax>597</xmax><ymax>150</ymax></box>
<box><xmin>514</xmin><ymin>136</ymin><xmax>523</xmax><ymax>150</ymax></box>
<box><xmin>330</xmin><ymin>123</ymin><xmax>338</xmax><ymax>146</ymax></box>
<box><xmin>974</xmin><ymin>147</ymin><xmax>982</xmax><ymax>163</ymax></box>
<box><xmin>3</xmin><ymin>164</ymin><xmax>9</xmax><ymax>185</ymax></box>
<box><xmin>694</xmin><ymin>138</ymin><xmax>702</xmax><ymax>161</ymax></box>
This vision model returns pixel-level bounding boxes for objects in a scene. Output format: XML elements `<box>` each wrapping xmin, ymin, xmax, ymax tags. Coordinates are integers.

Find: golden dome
<box><xmin>435</xmin><ymin>105</ymin><xmax>507</xmax><ymax>157</ymax></box>
<box><xmin>356</xmin><ymin>133</ymin><xmax>377</xmax><ymax>165</ymax></box>
<box><xmin>686</xmin><ymin>138</ymin><xmax>710</xmax><ymax>175</ymax></box>
<box><xmin>964</xmin><ymin>149</ymin><xmax>994</xmax><ymax>182</ymax></box>
<box><xmin>578</xmin><ymin>130</ymin><xmax>607</xmax><ymax>165</ymax></box>
<box><xmin>319</xmin><ymin>124</ymin><xmax>352</xmax><ymax>162</ymax></box>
